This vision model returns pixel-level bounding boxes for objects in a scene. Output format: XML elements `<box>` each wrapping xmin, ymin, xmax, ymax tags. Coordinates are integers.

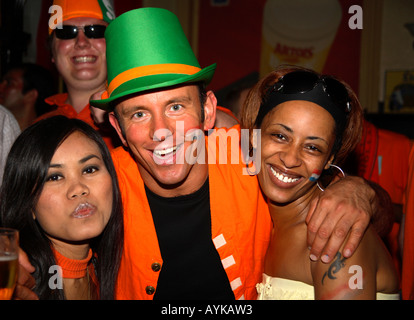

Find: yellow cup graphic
<box><xmin>260</xmin><ymin>0</ymin><xmax>342</xmax><ymax>77</ymax></box>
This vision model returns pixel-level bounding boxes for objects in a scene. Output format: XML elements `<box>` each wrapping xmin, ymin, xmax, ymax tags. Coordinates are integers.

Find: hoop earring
<box><xmin>245</xmin><ymin>162</ymin><xmax>258</xmax><ymax>176</ymax></box>
<box><xmin>317</xmin><ymin>164</ymin><xmax>346</xmax><ymax>192</ymax></box>
<box><xmin>244</xmin><ymin>147</ymin><xmax>259</xmax><ymax>176</ymax></box>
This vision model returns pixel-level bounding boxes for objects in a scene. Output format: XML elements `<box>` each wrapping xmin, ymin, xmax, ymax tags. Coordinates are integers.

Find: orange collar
<box><xmin>52</xmin><ymin>247</ymin><xmax>93</xmax><ymax>279</ymax></box>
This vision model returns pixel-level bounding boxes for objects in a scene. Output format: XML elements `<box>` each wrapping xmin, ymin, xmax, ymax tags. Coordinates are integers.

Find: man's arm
<box><xmin>306</xmin><ymin>175</ymin><xmax>377</xmax><ymax>263</ymax></box>
<box><xmin>365</xmin><ymin>180</ymin><xmax>395</xmax><ymax>238</ymax></box>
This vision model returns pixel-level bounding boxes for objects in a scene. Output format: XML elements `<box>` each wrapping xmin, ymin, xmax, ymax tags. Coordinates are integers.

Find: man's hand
<box><xmin>306</xmin><ymin>176</ymin><xmax>374</xmax><ymax>263</ymax></box>
<box><xmin>90</xmin><ymin>90</ymin><xmax>107</xmax><ymax>126</ymax></box>
<box><xmin>13</xmin><ymin>248</ymin><xmax>38</xmax><ymax>300</ymax></box>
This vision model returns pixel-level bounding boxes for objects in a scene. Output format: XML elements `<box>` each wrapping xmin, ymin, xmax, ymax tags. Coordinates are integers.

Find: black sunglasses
<box><xmin>54</xmin><ymin>25</ymin><xmax>106</xmax><ymax>40</ymax></box>
<box><xmin>274</xmin><ymin>70</ymin><xmax>351</xmax><ymax>113</ymax></box>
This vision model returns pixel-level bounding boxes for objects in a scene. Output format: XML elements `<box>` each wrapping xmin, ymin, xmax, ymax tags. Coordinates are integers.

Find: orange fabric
<box><xmin>101</xmin><ymin>91</ymin><xmax>109</xmax><ymax>100</ymax></box>
<box><xmin>355</xmin><ymin>120</ymin><xmax>412</xmax><ymax>286</ymax></box>
<box><xmin>108</xmin><ymin>64</ymin><xmax>201</xmax><ymax>96</ymax></box>
<box><xmin>112</xmin><ymin>125</ymin><xmax>272</xmax><ymax>300</ymax></box>
<box><xmin>356</xmin><ymin>121</ymin><xmax>411</xmax><ymax>204</ymax></box>
<box><xmin>371</xmin><ymin>127</ymin><xmax>411</xmax><ymax>285</ymax></box>
<box><xmin>403</xmin><ymin>145</ymin><xmax>414</xmax><ymax>300</ymax></box>
<box><xmin>36</xmin><ymin>93</ymin><xmax>119</xmax><ymax>150</ymax></box>
<box><xmin>52</xmin><ymin>247</ymin><xmax>93</xmax><ymax>279</ymax></box>
<box><xmin>49</xmin><ymin>0</ymin><xmax>104</xmax><ymax>34</ymax></box>
<box><xmin>374</xmin><ymin>128</ymin><xmax>411</xmax><ymax>204</ymax></box>
<box><xmin>51</xmin><ymin>247</ymin><xmax>99</xmax><ymax>296</ymax></box>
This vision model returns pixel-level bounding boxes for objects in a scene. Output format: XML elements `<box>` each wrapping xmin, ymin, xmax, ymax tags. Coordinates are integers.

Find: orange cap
<box><xmin>49</xmin><ymin>0</ymin><xmax>115</xmax><ymax>34</ymax></box>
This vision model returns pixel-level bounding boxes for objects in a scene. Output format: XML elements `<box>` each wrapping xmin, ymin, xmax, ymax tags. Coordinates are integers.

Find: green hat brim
<box><xmin>90</xmin><ymin>63</ymin><xmax>216</xmax><ymax>111</ymax></box>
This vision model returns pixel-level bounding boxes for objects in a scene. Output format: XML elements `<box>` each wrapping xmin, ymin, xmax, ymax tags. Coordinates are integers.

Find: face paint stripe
<box><xmin>309</xmin><ymin>169</ymin><xmax>321</xmax><ymax>182</ymax></box>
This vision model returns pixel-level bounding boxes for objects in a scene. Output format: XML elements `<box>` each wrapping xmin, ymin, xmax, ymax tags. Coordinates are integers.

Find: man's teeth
<box><xmin>270</xmin><ymin>167</ymin><xmax>299</xmax><ymax>183</ymax></box>
<box><xmin>74</xmin><ymin>56</ymin><xmax>96</xmax><ymax>63</ymax></box>
<box><xmin>153</xmin><ymin>146</ymin><xmax>177</xmax><ymax>157</ymax></box>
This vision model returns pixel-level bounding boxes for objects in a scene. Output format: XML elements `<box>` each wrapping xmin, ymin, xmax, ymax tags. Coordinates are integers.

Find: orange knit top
<box><xmin>52</xmin><ymin>247</ymin><xmax>94</xmax><ymax>279</ymax></box>
<box><xmin>51</xmin><ymin>247</ymin><xmax>99</xmax><ymax>298</ymax></box>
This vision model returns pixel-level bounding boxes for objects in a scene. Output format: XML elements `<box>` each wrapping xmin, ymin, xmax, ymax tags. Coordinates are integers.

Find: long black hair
<box><xmin>0</xmin><ymin>116</ymin><xmax>123</xmax><ymax>299</ymax></box>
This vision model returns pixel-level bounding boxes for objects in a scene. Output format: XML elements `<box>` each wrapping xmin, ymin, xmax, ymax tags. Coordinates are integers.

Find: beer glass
<box><xmin>0</xmin><ymin>228</ymin><xmax>19</xmax><ymax>300</ymax></box>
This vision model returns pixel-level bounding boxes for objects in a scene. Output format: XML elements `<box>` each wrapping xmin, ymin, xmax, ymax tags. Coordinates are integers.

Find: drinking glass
<box><xmin>0</xmin><ymin>228</ymin><xmax>19</xmax><ymax>300</ymax></box>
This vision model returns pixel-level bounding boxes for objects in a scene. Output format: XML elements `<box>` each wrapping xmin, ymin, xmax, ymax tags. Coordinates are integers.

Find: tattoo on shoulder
<box><xmin>321</xmin><ymin>252</ymin><xmax>346</xmax><ymax>285</ymax></box>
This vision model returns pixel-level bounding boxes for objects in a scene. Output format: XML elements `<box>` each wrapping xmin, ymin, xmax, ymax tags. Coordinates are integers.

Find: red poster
<box><xmin>198</xmin><ymin>0</ymin><xmax>362</xmax><ymax>96</ymax></box>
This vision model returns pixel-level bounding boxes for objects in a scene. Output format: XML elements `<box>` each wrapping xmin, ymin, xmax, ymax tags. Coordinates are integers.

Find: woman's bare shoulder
<box><xmin>310</xmin><ymin>225</ymin><xmax>398</xmax><ymax>299</ymax></box>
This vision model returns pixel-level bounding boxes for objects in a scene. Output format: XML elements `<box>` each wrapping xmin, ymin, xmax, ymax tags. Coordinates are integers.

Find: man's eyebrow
<box><xmin>120</xmin><ymin>105</ymin><xmax>141</xmax><ymax>116</ymax></box>
<box><xmin>166</xmin><ymin>96</ymin><xmax>193</xmax><ymax>104</ymax></box>
<box><xmin>120</xmin><ymin>95</ymin><xmax>194</xmax><ymax>115</ymax></box>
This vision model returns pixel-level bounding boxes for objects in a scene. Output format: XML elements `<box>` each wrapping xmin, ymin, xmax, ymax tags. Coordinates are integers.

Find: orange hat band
<box><xmin>107</xmin><ymin>64</ymin><xmax>202</xmax><ymax>96</ymax></box>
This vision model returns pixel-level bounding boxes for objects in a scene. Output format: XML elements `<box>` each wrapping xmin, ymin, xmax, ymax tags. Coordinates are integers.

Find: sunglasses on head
<box><xmin>54</xmin><ymin>25</ymin><xmax>107</xmax><ymax>40</ymax></box>
<box><xmin>255</xmin><ymin>70</ymin><xmax>351</xmax><ymax>128</ymax></box>
<box><xmin>274</xmin><ymin>70</ymin><xmax>351</xmax><ymax>113</ymax></box>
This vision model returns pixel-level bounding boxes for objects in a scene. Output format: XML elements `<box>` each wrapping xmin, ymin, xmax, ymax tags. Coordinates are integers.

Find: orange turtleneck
<box><xmin>51</xmin><ymin>247</ymin><xmax>100</xmax><ymax>300</ymax></box>
<box><xmin>51</xmin><ymin>247</ymin><xmax>93</xmax><ymax>279</ymax></box>
<box><xmin>52</xmin><ymin>247</ymin><xmax>98</xmax><ymax>287</ymax></box>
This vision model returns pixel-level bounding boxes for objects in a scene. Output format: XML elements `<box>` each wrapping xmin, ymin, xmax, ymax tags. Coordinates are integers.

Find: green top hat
<box><xmin>90</xmin><ymin>8</ymin><xmax>216</xmax><ymax>111</ymax></box>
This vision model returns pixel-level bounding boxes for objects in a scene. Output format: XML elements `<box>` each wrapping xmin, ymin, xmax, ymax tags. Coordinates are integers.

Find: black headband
<box><xmin>255</xmin><ymin>81</ymin><xmax>348</xmax><ymax>129</ymax></box>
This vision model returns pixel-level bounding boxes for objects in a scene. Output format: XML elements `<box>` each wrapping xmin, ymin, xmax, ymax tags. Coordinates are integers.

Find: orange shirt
<box><xmin>36</xmin><ymin>93</ymin><xmax>121</xmax><ymax>150</ymax></box>
<box><xmin>356</xmin><ymin>121</ymin><xmax>411</xmax><ymax>205</ymax></box>
<box><xmin>112</xmin><ymin>126</ymin><xmax>272</xmax><ymax>300</ymax></box>
<box><xmin>355</xmin><ymin>121</ymin><xmax>412</xmax><ymax>286</ymax></box>
<box><xmin>403</xmin><ymin>145</ymin><xmax>414</xmax><ymax>300</ymax></box>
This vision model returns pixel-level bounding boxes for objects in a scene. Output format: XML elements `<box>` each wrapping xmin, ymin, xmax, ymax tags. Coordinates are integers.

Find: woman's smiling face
<box><xmin>258</xmin><ymin>100</ymin><xmax>336</xmax><ymax>205</ymax></box>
